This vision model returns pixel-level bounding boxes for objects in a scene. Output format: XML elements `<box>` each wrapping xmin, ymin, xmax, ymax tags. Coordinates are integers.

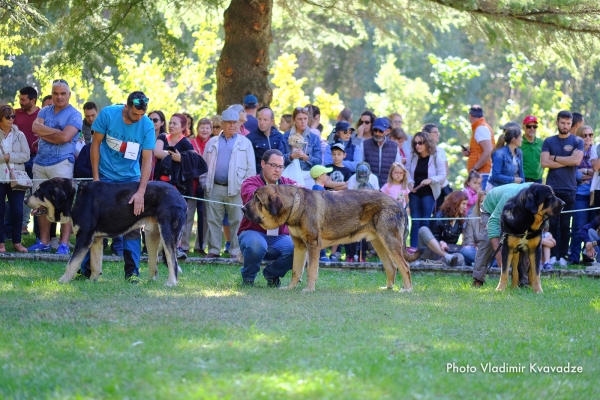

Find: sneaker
<box><xmin>329</xmin><ymin>254</ymin><xmax>338</xmax><ymax>262</ymax></box>
<box><xmin>141</xmin><ymin>247</ymin><xmax>148</xmax><ymax>256</ymax></box>
<box><xmin>319</xmin><ymin>256</ymin><xmax>330</xmax><ymax>262</ymax></box>
<box><xmin>450</xmin><ymin>255</ymin><xmax>459</xmax><ymax>267</ymax></box>
<box><xmin>345</xmin><ymin>257</ymin><xmax>355</xmax><ymax>263</ymax></box>
<box><xmin>176</xmin><ymin>247</ymin><xmax>187</xmax><ymax>260</ymax></box>
<box><xmin>242</xmin><ymin>280</ymin><xmax>254</xmax><ymax>286</ymax></box>
<box><xmin>558</xmin><ymin>257</ymin><xmax>568</xmax><ymax>268</ymax></box>
<box><xmin>56</xmin><ymin>243</ymin><xmax>70</xmax><ymax>255</ymax></box>
<box><xmin>542</xmin><ymin>262</ymin><xmax>554</xmax><ymax>271</ymax></box>
<box><xmin>125</xmin><ymin>275</ymin><xmax>140</xmax><ymax>284</ymax></box>
<box><xmin>334</xmin><ymin>252</ymin><xmax>342</xmax><ymax>260</ymax></box>
<box><xmin>27</xmin><ymin>239</ymin><xmax>51</xmax><ymax>253</ymax></box>
<box><xmin>266</xmin><ymin>276</ymin><xmax>281</xmax><ymax>288</ymax></box>
<box><xmin>49</xmin><ymin>237</ymin><xmax>60</xmax><ymax>250</ymax></box>
<box><xmin>236</xmin><ymin>251</ymin><xmax>244</xmax><ymax>264</ymax></box>
<box><xmin>473</xmin><ymin>279</ymin><xmax>484</xmax><ymax>288</ymax></box>
<box><xmin>406</xmin><ymin>247</ymin><xmax>417</xmax><ymax>254</ymax></box>
<box><xmin>224</xmin><ymin>241</ymin><xmax>231</xmax><ymax>254</ymax></box>
<box><xmin>549</xmin><ymin>256</ymin><xmax>557</xmax><ymax>266</ymax></box>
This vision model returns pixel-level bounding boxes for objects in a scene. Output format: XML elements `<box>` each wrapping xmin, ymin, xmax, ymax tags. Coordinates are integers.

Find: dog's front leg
<box><xmin>89</xmin><ymin>237</ymin><xmax>104</xmax><ymax>281</ymax></box>
<box><xmin>510</xmin><ymin>251</ymin><xmax>521</xmax><ymax>289</ymax></box>
<box><xmin>302</xmin><ymin>243</ymin><xmax>321</xmax><ymax>293</ymax></box>
<box><xmin>59</xmin><ymin>237</ymin><xmax>93</xmax><ymax>283</ymax></box>
<box><xmin>281</xmin><ymin>238</ymin><xmax>306</xmax><ymax>290</ymax></box>
<box><xmin>529</xmin><ymin>245</ymin><xmax>543</xmax><ymax>293</ymax></box>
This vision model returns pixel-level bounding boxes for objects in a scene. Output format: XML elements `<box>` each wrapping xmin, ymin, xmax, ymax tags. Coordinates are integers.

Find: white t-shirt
<box><xmin>437</xmin><ymin>147</ymin><xmax>449</xmax><ymax>186</ymax></box>
<box><xmin>348</xmin><ymin>174</ymin><xmax>380</xmax><ymax>190</ymax></box>
<box><xmin>474</xmin><ymin>125</ymin><xmax>492</xmax><ymax>143</ymax></box>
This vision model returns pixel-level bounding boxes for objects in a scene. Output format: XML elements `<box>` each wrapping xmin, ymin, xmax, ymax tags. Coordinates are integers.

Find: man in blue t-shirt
<box><xmin>28</xmin><ymin>79</ymin><xmax>82</xmax><ymax>255</ymax></box>
<box><xmin>541</xmin><ymin>110</ymin><xmax>584</xmax><ymax>266</ymax></box>
<box><xmin>79</xmin><ymin>91</ymin><xmax>155</xmax><ymax>281</ymax></box>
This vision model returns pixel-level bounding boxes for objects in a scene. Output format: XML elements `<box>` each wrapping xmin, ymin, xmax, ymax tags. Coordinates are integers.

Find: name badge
<box><xmin>124</xmin><ymin>142</ymin><xmax>140</xmax><ymax>160</ymax></box>
<box><xmin>266</xmin><ymin>228</ymin><xmax>279</xmax><ymax>236</ymax></box>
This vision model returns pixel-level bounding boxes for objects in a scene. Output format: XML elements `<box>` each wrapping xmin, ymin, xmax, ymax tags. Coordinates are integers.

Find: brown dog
<box><xmin>242</xmin><ymin>185</ymin><xmax>420</xmax><ymax>292</ymax></box>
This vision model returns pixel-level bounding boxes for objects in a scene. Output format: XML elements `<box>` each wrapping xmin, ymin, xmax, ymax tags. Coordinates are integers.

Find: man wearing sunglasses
<box><xmin>78</xmin><ymin>91</ymin><xmax>155</xmax><ymax>281</ymax></box>
<box><xmin>29</xmin><ymin>79</ymin><xmax>83</xmax><ymax>255</ymax></box>
<box><xmin>520</xmin><ymin>115</ymin><xmax>543</xmax><ymax>183</ymax></box>
<box><xmin>361</xmin><ymin>117</ymin><xmax>402</xmax><ymax>188</ymax></box>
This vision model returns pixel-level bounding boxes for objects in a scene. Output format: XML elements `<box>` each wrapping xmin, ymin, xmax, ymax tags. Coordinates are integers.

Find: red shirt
<box><xmin>237</xmin><ymin>174</ymin><xmax>297</xmax><ymax>235</ymax></box>
<box><xmin>14</xmin><ymin>108</ymin><xmax>39</xmax><ymax>154</ymax></box>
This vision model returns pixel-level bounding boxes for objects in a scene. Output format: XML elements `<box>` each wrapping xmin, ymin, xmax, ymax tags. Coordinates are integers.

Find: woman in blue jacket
<box><xmin>488</xmin><ymin>122</ymin><xmax>524</xmax><ymax>190</ymax></box>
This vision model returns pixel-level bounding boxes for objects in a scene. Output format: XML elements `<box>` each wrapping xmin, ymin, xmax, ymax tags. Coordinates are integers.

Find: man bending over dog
<box><xmin>238</xmin><ymin>149</ymin><xmax>295</xmax><ymax>287</ymax></box>
<box><xmin>79</xmin><ymin>91</ymin><xmax>155</xmax><ymax>281</ymax></box>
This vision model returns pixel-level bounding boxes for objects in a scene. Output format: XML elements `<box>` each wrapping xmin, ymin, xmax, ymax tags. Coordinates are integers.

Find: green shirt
<box><xmin>482</xmin><ymin>182</ymin><xmax>534</xmax><ymax>239</ymax></box>
<box><xmin>520</xmin><ymin>137</ymin><xmax>543</xmax><ymax>181</ymax></box>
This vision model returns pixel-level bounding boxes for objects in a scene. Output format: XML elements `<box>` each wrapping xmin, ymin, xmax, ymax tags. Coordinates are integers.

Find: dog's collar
<box><xmin>283</xmin><ymin>187</ymin><xmax>300</xmax><ymax>225</ymax></box>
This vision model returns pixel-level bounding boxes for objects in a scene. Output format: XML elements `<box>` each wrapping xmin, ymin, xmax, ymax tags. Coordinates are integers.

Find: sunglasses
<box><xmin>373</xmin><ymin>129</ymin><xmax>384</xmax><ymax>133</ymax></box>
<box><xmin>52</xmin><ymin>79</ymin><xmax>68</xmax><ymax>85</ymax></box>
<box><xmin>526</xmin><ymin>125</ymin><xmax>538</xmax><ymax>129</ymax></box>
<box><xmin>151</xmin><ymin>118</ymin><xmax>161</xmax><ymax>123</ymax></box>
<box><xmin>360</xmin><ymin>120</ymin><xmax>371</xmax><ymax>124</ymax></box>
<box><xmin>295</xmin><ymin>107</ymin><xmax>309</xmax><ymax>112</ymax></box>
<box><xmin>131</xmin><ymin>97</ymin><xmax>150</xmax><ymax>109</ymax></box>
<box><xmin>265</xmin><ymin>162</ymin><xmax>285</xmax><ymax>171</ymax></box>
<box><xmin>4</xmin><ymin>114</ymin><xmax>16</xmax><ymax>120</ymax></box>
<box><xmin>414</xmin><ymin>141</ymin><xmax>424</xmax><ymax>145</ymax></box>
<box><xmin>584</xmin><ymin>133</ymin><xmax>594</xmax><ymax>138</ymax></box>
<box><xmin>213</xmin><ymin>126</ymin><xmax>221</xmax><ymax>129</ymax></box>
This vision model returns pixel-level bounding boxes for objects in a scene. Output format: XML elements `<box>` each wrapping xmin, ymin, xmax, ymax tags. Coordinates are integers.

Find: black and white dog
<box><xmin>26</xmin><ymin>178</ymin><xmax>187</xmax><ymax>285</ymax></box>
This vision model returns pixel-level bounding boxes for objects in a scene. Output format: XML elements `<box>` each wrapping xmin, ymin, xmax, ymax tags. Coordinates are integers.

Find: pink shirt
<box><xmin>463</xmin><ymin>186</ymin><xmax>478</xmax><ymax>214</ymax></box>
<box><xmin>381</xmin><ymin>183</ymin><xmax>410</xmax><ymax>208</ymax></box>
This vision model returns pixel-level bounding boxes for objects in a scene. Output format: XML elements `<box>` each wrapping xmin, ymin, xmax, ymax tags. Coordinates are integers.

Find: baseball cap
<box><xmin>334</xmin><ymin>121</ymin><xmax>353</xmax><ymax>132</ymax></box>
<box><xmin>310</xmin><ymin>165</ymin><xmax>333</xmax><ymax>179</ymax></box>
<box><xmin>331</xmin><ymin>143</ymin><xmax>346</xmax><ymax>153</ymax></box>
<box><xmin>221</xmin><ymin>109</ymin><xmax>238</xmax><ymax>122</ymax></box>
<box><xmin>499</xmin><ymin>121</ymin><xmax>520</xmax><ymax>131</ymax></box>
<box><xmin>372</xmin><ymin>117</ymin><xmax>390</xmax><ymax>131</ymax></box>
<box><xmin>522</xmin><ymin>115</ymin><xmax>538</xmax><ymax>125</ymax></box>
<box><xmin>243</xmin><ymin>94</ymin><xmax>258</xmax><ymax>107</ymax></box>
<box><xmin>356</xmin><ymin>162</ymin><xmax>371</xmax><ymax>183</ymax></box>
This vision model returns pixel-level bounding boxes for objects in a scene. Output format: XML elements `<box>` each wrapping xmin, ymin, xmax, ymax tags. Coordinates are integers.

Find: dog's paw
<box><xmin>58</xmin><ymin>275</ymin><xmax>70</xmax><ymax>283</ymax></box>
<box><xmin>495</xmin><ymin>285</ymin><xmax>507</xmax><ymax>291</ymax></box>
<box><xmin>399</xmin><ymin>287</ymin><xmax>412</xmax><ymax>293</ymax></box>
<box><xmin>165</xmin><ymin>279</ymin><xmax>177</xmax><ymax>287</ymax></box>
<box><xmin>279</xmin><ymin>285</ymin><xmax>293</xmax><ymax>290</ymax></box>
<box><xmin>381</xmin><ymin>285</ymin><xmax>394</xmax><ymax>290</ymax></box>
<box><xmin>301</xmin><ymin>287</ymin><xmax>315</xmax><ymax>293</ymax></box>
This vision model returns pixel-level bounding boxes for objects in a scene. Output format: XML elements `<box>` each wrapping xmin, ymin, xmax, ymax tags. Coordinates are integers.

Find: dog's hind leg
<box><xmin>302</xmin><ymin>241</ymin><xmax>321</xmax><ymax>292</ymax></box>
<box><xmin>371</xmin><ymin>239</ymin><xmax>397</xmax><ymax>290</ymax></box>
<box><xmin>89</xmin><ymin>237</ymin><xmax>104</xmax><ymax>281</ymax></box>
<box><xmin>145</xmin><ymin>221</ymin><xmax>161</xmax><ymax>280</ymax></box>
<box><xmin>529</xmin><ymin>245</ymin><xmax>543</xmax><ymax>293</ymax></box>
<box><xmin>378</xmin><ymin>237</ymin><xmax>412</xmax><ymax>292</ymax></box>
<box><xmin>282</xmin><ymin>238</ymin><xmax>306</xmax><ymax>290</ymax></box>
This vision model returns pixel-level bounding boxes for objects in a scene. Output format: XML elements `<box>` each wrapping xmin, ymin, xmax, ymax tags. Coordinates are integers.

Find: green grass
<box><xmin>1</xmin><ymin>260</ymin><xmax>599</xmax><ymax>399</ymax></box>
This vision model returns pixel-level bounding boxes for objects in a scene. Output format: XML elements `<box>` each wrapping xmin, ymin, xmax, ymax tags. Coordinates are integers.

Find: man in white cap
<box><xmin>202</xmin><ymin>108</ymin><xmax>256</xmax><ymax>258</ymax></box>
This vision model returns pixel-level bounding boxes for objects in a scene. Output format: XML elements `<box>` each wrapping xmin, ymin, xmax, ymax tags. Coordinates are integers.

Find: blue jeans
<box><xmin>239</xmin><ymin>230</ymin><xmax>294</xmax><ymax>282</ymax></box>
<box><xmin>461</xmin><ymin>246</ymin><xmax>477</xmax><ymax>266</ymax></box>
<box><xmin>569</xmin><ymin>194</ymin><xmax>595</xmax><ymax>263</ymax></box>
<box><xmin>481</xmin><ymin>174</ymin><xmax>489</xmax><ymax>191</ymax></box>
<box><xmin>0</xmin><ymin>184</ymin><xmax>25</xmax><ymax>244</ymax></box>
<box><xmin>80</xmin><ymin>176</ymin><xmax>142</xmax><ymax>278</ymax></box>
<box><xmin>408</xmin><ymin>193</ymin><xmax>435</xmax><ymax>248</ymax></box>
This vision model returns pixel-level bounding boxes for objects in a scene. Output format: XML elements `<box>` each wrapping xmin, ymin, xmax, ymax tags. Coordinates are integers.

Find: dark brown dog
<box><xmin>242</xmin><ymin>185</ymin><xmax>419</xmax><ymax>292</ymax></box>
<box><xmin>498</xmin><ymin>184</ymin><xmax>564</xmax><ymax>293</ymax></box>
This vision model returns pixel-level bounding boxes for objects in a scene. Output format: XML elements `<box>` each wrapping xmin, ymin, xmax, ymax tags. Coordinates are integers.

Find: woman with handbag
<box><xmin>0</xmin><ymin>105</ymin><xmax>31</xmax><ymax>253</ymax></box>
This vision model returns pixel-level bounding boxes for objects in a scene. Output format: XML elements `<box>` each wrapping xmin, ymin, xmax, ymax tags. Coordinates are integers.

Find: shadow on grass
<box><xmin>1</xmin><ymin>260</ymin><xmax>599</xmax><ymax>398</ymax></box>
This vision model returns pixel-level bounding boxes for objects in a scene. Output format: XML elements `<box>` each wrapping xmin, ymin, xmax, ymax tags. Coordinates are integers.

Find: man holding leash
<box><xmin>79</xmin><ymin>91</ymin><xmax>155</xmax><ymax>281</ymax></box>
<box><xmin>472</xmin><ymin>182</ymin><xmax>534</xmax><ymax>287</ymax></box>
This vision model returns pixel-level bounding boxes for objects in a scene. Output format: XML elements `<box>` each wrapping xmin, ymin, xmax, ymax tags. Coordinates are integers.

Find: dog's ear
<box><xmin>268</xmin><ymin>194</ymin><xmax>283</xmax><ymax>216</ymax></box>
<box><xmin>524</xmin><ymin>185</ymin><xmax>548</xmax><ymax>214</ymax></box>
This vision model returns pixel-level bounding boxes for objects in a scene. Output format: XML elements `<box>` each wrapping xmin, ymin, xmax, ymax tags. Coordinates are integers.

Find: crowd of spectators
<box><xmin>3</xmin><ymin>81</ymin><xmax>598</xmax><ymax>287</ymax></box>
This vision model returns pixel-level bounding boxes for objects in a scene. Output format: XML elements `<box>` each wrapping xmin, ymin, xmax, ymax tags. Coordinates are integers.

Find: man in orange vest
<box><xmin>461</xmin><ymin>105</ymin><xmax>495</xmax><ymax>190</ymax></box>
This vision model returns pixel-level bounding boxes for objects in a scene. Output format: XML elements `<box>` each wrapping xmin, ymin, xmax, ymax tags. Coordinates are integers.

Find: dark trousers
<box><xmin>0</xmin><ymin>184</ymin><xmax>26</xmax><ymax>244</ymax></box>
<box><xmin>548</xmin><ymin>189</ymin><xmax>575</xmax><ymax>259</ymax></box>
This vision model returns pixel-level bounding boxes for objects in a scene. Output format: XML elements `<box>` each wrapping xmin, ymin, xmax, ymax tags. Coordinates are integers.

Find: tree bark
<box><xmin>216</xmin><ymin>0</ymin><xmax>273</xmax><ymax>113</ymax></box>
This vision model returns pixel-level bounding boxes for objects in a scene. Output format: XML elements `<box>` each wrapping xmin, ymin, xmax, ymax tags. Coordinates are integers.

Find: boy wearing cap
<box><xmin>520</xmin><ymin>115</ymin><xmax>544</xmax><ymax>183</ymax></box>
<box><xmin>361</xmin><ymin>117</ymin><xmax>402</xmax><ymax>188</ymax></box>
<box><xmin>310</xmin><ymin>165</ymin><xmax>333</xmax><ymax>191</ymax></box>
<box><xmin>323</xmin><ymin>121</ymin><xmax>364</xmax><ymax>172</ymax></box>
<box><xmin>327</xmin><ymin>143</ymin><xmax>352</xmax><ymax>188</ymax></box>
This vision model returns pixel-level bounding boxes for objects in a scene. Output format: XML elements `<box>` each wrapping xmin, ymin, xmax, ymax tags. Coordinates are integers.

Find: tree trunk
<box><xmin>216</xmin><ymin>0</ymin><xmax>273</xmax><ymax>113</ymax></box>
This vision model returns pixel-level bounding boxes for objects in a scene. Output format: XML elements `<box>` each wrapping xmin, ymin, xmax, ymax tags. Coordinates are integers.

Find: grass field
<box><xmin>1</xmin><ymin>259</ymin><xmax>599</xmax><ymax>399</ymax></box>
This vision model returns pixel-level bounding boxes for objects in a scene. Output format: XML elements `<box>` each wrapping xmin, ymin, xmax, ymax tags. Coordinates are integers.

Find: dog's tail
<box><xmin>403</xmin><ymin>246</ymin><xmax>422</xmax><ymax>262</ymax></box>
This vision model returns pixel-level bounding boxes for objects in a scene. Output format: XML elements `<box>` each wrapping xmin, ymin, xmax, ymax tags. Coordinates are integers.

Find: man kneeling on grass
<box><xmin>238</xmin><ymin>149</ymin><xmax>296</xmax><ymax>287</ymax></box>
